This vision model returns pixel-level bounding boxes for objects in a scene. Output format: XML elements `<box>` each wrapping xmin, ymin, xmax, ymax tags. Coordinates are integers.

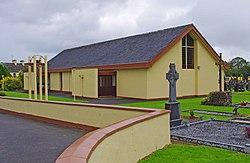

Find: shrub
<box><xmin>0</xmin><ymin>64</ymin><xmax>11</xmax><ymax>80</ymax></box>
<box><xmin>0</xmin><ymin>91</ymin><xmax>6</xmax><ymax>96</ymax></box>
<box><xmin>0</xmin><ymin>76</ymin><xmax>22</xmax><ymax>91</ymax></box>
<box><xmin>201</xmin><ymin>97</ymin><xmax>209</xmax><ymax>105</ymax></box>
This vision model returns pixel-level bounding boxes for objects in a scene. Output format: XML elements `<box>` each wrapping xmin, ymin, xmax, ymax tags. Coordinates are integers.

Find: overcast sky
<box><xmin>0</xmin><ymin>0</ymin><xmax>249</xmax><ymax>62</ymax></box>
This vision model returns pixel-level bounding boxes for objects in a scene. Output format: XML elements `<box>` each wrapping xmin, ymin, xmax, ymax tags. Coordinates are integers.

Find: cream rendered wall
<box><xmin>72</xmin><ymin>68</ymin><xmax>98</xmax><ymax>98</ymax></box>
<box><xmin>197</xmin><ymin>40</ymin><xmax>219</xmax><ymax>95</ymax></box>
<box><xmin>50</xmin><ymin>72</ymin><xmax>61</xmax><ymax>91</ymax></box>
<box><xmin>117</xmin><ymin>69</ymin><xmax>147</xmax><ymax>99</ymax></box>
<box><xmin>146</xmin><ymin>33</ymin><xmax>220</xmax><ymax>99</ymax></box>
<box><xmin>23</xmin><ymin>72</ymin><xmax>35</xmax><ymax>90</ymax></box>
<box><xmin>147</xmin><ymin>41</ymin><xmax>182</xmax><ymax>99</ymax></box>
<box><xmin>117</xmin><ymin>40</ymin><xmax>196</xmax><ymax>99</ymax></box>
<box><xmin>0</xmin><ymin>97</ymin><xmax>147</xmax><ymax>128</ymax></box>
<box><xmin>62</xmin><ymin>72</ymin><xmax>71</xmax><ymax>92</ymax></box>
<box><xmin>89</xmin><ymin>113</ymin><xmax>170</xmax><ymax>163</ymax></box>
<box><xmin>181</xmin><ymin>70</ymin><xmax>196</xmax><ymax>96</ymax></box>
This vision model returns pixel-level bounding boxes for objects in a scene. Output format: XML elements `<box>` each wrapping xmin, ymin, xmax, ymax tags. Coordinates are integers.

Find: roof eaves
<box><xmin>49</xmin><ymin>61</ymin><xmax>150</xmax><ymax>72</ymax></box>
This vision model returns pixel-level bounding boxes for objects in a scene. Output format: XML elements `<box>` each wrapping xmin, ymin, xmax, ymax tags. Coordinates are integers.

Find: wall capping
<box><xmin>56</xmin><ymin>109</ymin><xmax>170</xmax><ymax>163</ymax></box>
<box><xmin>0</xmin><ymin>96</ymin><xmax>157</xmax><ymax>112</ymax></box>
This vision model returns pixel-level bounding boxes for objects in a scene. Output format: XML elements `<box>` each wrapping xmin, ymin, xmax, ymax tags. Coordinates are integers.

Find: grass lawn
<box><xmin>2</xmin><ymin>91</ymin><xmax>86</xmax><ymax>103</ymax></box>
<box><xmin>120</xmin><ymin>91</ymin><xmax>250</xmax><ymax>120</ymax></box>
<box><xmin>139</xmin><ymin>143</ymin><xmax>250</xmax><ymax>163</ymax></box>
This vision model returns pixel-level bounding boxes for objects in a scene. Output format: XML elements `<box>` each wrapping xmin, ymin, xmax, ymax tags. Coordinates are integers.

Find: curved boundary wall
<box><xmin>0</xmin><ymin>97</ymin><xmax>170</xmax><ymax>163</ymax></box>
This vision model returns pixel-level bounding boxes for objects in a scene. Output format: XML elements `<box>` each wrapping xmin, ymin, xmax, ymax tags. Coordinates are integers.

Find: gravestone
<box><xmin>234</xmin><ymin>82</ymin><xmax>245</xmax><ymax>92</ymax></box>
<box><xmin>165</xmin><ymin>63</ymin><xmax>182</xmax><ymax>127</ymax></box>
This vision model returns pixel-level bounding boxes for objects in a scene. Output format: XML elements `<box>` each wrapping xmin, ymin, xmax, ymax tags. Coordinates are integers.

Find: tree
<box><xmin>17</xmin><ymin>70</ymin><xmax>24</xmax><ymax>88</ymax></box>
<box><xmin>0</xmin><ymin>64</ymin><xmax>11</xmax><ymax>80</ymax></box>
<box><xmin>225</xmin><ymin>57</ymin><xmax>250</xmax><ymax>79</ymax></box>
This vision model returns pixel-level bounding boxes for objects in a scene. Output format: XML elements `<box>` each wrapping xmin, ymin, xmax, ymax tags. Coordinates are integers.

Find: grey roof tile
<box><xmin>49</xmin><ymin>24</ymin><xmax>190</xmax><ymax>69</ymax></box>
<box><xmin>1</xmin><ymin>63</ymin><xmax>28</xmax><ymax>72</ymax></box>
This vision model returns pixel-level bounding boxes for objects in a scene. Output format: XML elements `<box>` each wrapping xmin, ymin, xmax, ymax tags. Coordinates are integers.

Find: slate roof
<box><xmin>49</xmin><ymin>24</ymin><xmax>191</xmax><ymax>70</ymax></box>
<box><xmin>1</xmin><ymin>63</ymin><xmax>28</xmax><ymax>72</ymax></box>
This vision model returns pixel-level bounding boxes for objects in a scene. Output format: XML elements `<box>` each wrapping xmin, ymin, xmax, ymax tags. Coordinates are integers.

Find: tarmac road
<box><xmin>0</xmin><ymin>113</ymin><xmax>89</xmax><ymax>163</ymax></box>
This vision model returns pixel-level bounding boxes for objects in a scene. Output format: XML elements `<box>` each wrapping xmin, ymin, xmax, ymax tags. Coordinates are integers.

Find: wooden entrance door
<box><xmin>98</xmin><ymin>75</ymin><xmax>116</xmax><ymax>97</ymax></box>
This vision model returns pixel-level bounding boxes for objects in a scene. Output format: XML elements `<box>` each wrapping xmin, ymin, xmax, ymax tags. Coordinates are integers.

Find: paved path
<box><xmin>14</xmin><ymin>90</ymin><xmax>148</xmax><ymax>105</ymax></box>
<box><xmin>49</xmin><ymin>91</ymin><xmax>147</xmax><ymax>105</ymax></box>
<box><xmin>86</xmin><ymin>97</ymin><xmax>147</xmax><ymax>105</ymax></box>
<box><xmin>0</xmin><ymin>113</ymin><xmax>89</xmax><ymax>163</ymax></box>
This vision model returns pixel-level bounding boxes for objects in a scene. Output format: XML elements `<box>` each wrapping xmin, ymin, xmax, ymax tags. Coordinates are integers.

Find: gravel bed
<box><xmin>171</xmin><ymin>121</ymin><xmax>250</xmax><ymax>146</ymax></box>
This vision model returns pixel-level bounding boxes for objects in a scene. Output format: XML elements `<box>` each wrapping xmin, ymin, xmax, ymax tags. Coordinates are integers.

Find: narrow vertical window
<box><xmin>182</xmin><ymin>34</ymin><xmax>194</xmax><ymax>69</ymax></box>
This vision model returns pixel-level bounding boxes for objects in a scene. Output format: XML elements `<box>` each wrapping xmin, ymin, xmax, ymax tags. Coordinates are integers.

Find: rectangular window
<box><xmin>182</xmin><ymin>34</ymin><xmax>194</xmax><ymax>69</ymax></box>
<box><xmin>187</xmin><ymin>34</ymin><xmax>194</xmax><ymax>46</ymax></box>
<box><xmin>187</xmin><ymin>48</ymin><xmax>194</xmax><ymax>69</ymax></box>
<box><xmin>182</xmin><ymin>47</ymin><xmax>186</xmax><ymax>69</ymax></box>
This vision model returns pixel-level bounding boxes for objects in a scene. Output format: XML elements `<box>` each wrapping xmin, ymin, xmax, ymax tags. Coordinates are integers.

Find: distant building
<box><xmin>1</xmin><ymin>63</ymin><xmax>27</xmax><ymax>78</ymax></box>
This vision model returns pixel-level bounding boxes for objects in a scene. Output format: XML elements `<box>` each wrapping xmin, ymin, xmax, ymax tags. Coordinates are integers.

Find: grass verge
<box><xmin>139</xmin><ymin>143</ymin><xmax>250</xmax><ymax>163</ymax></box>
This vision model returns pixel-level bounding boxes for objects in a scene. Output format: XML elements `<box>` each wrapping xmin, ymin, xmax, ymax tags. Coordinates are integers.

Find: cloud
<box><xmin>0</xmin><ymin>0</ymin><xmax>249</xmax><ymax>62</ymax></box>
<box><xmin>187</xmin><ymin>1</ymin><xmax>250</xmax><ymax>61</ymax></box>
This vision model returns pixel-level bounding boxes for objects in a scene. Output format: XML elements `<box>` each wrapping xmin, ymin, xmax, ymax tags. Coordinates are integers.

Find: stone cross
<box><xmin>166</xmin><ymin>63</ymin><xmax>179</xmax><ymax>102</ymax></box>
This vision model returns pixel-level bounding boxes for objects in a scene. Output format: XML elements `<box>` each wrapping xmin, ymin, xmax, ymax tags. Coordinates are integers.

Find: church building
<box><xmin>45</xmin><ymin>24</ymin><xmax>224</xmax><ymax>99</ymax></box>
